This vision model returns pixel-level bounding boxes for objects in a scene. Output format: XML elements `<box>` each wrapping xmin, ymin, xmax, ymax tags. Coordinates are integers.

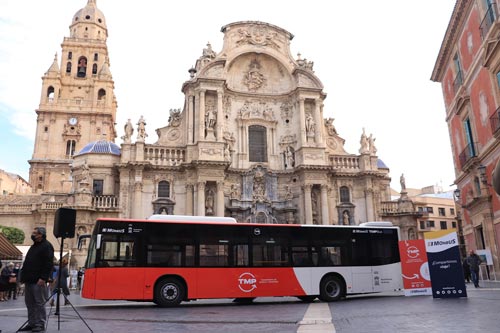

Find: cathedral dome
<box><xmin>72</xmin><ymin>0</ymin><xmax>107</xmax><ymax>30</ymax></box>
<box><xmin>77</xmin><ymin>140</ymin><xmax>121</xmax><ymax>156</ymax></box>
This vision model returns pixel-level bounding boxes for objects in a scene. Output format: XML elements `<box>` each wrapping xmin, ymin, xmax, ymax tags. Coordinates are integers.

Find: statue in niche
<box><xmin>284</xmin><ymin>146</ymin><xmax>295</xmax><ymax>169</ymax></box>
<box><xmin>325</xmin><ymin>118</ymin><xmax>337</xmax><ymax>136</ymax></box>
<box><xmin>253</xmin><ymin>170</ymin><xmax>266</xmax><ymax>202</ymax></box>
<box><xmin>359</xmin><ymin>128</ymin><xmax>369</xmax><ymax>154</ymax></box>
<box><xmin>122</xmin><ymin>119</ymin><xmax>134</xmax><ymax>143</ymax></box>
<box><xmin>224</xmin><ymin>143</ymin><xmax>231</xmax><ymax>162</ymax></box>
<box><xmin>205</xmin><ymin>108</ymin><xmax>216</xmax><ymax>130</ymax></box>
<box><xmin>343</xmin><ymin>211</ymin><xmax>350</xmax><ymax>225</ymax></box>
<box><xmin>81</xmin><ymin>161</ymin><xmax>90</xmax><ymax>183</ymax></box>
<box><xmin>368</xmin><ymin>133</ymin><xmax>377</xmax><ymax>155</ymax></box>
<box><xmin>205</xmin><ymin>190</ymin><xmax>215</xmax><ymax>214</ymax></box>
<box><xmin>168</xmin><ymin>108</ymin><xmax>182</xmax><ymax>127</ymax></box>
<box><xmin>137</xmin><ymin>115</ymin><xmax>148</xmax><ymax>141</ymax></box>
<box><xmin>305</xmin><ymin>113</ymin><xmax>315</xmax><ymax>136</ymax></box>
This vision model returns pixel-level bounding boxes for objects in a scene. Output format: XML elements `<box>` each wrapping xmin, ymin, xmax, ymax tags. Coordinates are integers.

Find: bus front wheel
<box><xmin>154</xmin><ymin>278</ymin><xmax>185</xmax><ymax>307</ymax></box>
<box><xmin>319</xmin><ymin>275</ymin><xmax>344</xmax><ymax>302</ymax></box>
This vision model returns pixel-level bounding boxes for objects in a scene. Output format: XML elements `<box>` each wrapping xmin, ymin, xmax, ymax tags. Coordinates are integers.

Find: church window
<box><xmin>158</xmin><ymin>181</ymin><xmax>170</xmax><ymax>198</ymax></box>
<box><xmin>77</xmin><ymin>57</ymin><xmax>87</xmax><ymax>78</ymax></box>
<box><xmin>47</xmin><ymin>86</ymin><xmax>55</xmax><ymax>101</ymax></box>
<box><xmin>340</xmin><ymin>186</ymin><xmax>350</xmax><ymax>203</ymax></box>
<box><xmin>66</xmin><ymin>62</ymin><xmax>72</xmax><ymax>73</ymax></box>
<box><xmin>92</xmin><ymin>64</ymin><xmax>98</xmax><ymax>75</ymax></box>
<box><xmin>85</xmin><ymin>15</ymin><xmax>91</xmax><ymax>20</ymax></box>
<box><xmin>44</xmin><ymin>126</ymin><xmax>48</xmax><ymax>132</ymax></box>
<box><xmin>98</xmin><ymin>89</ymin><xmax>106</xmax><ymax>100</ymax></box>
<box><xmin>93</xmin><ymin>180</ymin><xmax>103</xmax><ymax>196</ymax></box>
<box><xmin>94</xmin><ymin>53</ymin><xmax>98</xmax><ymax>61</ymax></box>
<box><xmin>66</xmin><ymin>140</ymin><xmax>76</xmax><ymax>157</ymax></box>
<box><xmin>249</xmin><ymin>125</ymin><xmax>267</xmax><ymax>162</ymax></box>
<box><xmin>68</xmin><ymin>52</ymin><xmax>72</xmax><ymax>60</ymax></box>
<box><xmin>98</xmin><ymin>18</ymin><xmax>102</xmax><ymax>23</ymax></box>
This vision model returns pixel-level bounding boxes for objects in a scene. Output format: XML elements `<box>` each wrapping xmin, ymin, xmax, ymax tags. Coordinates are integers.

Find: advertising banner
<box><xmin>398</xmin><ymin>239</ymin><xmax>432</xmax><ymax>296</ymax></box>
<box><xmin>424</xmin><ymin>230</ymin><xmax>467</xmax><ymax>298</ymax></box>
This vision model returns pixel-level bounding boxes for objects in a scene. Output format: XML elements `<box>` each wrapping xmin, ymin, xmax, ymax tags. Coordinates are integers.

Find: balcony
<box><xmin>458</xmin><ymin>142</ymin><xmax>479</xmax><ymax>169</ymax></box>
<box><xmin>490</xmin><ymin>107</ymin><xmax>500</xmax><ymax>139</ymax></box>
<box><xmin>144</xmin><ymin>147</ymin><xmax>186</xmax><ymax>166</ymax></box>
<box><xmin>480</xmin><ymin>2</ymin><xmax>497</xmax><ymax>40</ymax></box>
<box><xmin>92</xmin><ymin>195</ymin><xmax>119</xmax><ymax>209</ymax></box>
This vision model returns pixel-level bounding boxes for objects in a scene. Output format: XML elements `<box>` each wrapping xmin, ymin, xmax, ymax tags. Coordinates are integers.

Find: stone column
<box><xmin>217</xmin><ymin>90</ymin><xmax>223</xmax><ymax>141</ymax></box>
<box><xmin>185</xmin><ymin>183</ymin><xmax>194</xmax><ymax>215</ymax></box>
<box><xmin>133</xmin><ymin>181</ymin><xmax>142</xmax><ymax>219</ymax></box>
<box><xmin>187</xmin><ymin>95</ymin><xmax>194</xmax><ymax>144</ymax></box>
<box><xmin>303</xmin><ymin>184</ymin><xmax>313</xmax><ymax>225</ymax></box>
<box><xmin>216</xmin><ymin>181</ymin><xmax>225</xmax><ymax>217</ymax></box>
<box><xmin>365</xmin><ymin>189</ymin><xmax>375</xmax><ymax>222</ymax></box>
<box><xmin>199</xmin><ymin>90</ymin><xmax>206</xmax><ymax>140</ymax></box>
<box><xmin>197</xmin><ymin>181</ymin><xmax>206</xmax><ymax>216</ymax></box>
<box><xmin>299</xmin><ymin>98</ymin><xmax>306</xmax><ymax>145</ymax></box>
<box><xmin>321</xmin><ymin>184</ymin><xmax>329</xmax><ymax>225</ymax></box>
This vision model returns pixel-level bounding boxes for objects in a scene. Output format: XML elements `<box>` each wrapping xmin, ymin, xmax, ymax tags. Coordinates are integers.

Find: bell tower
<box><xmin>29</xmin><ymin>0</ymin><xmax>117</xmax><ymax>193</ymax></box>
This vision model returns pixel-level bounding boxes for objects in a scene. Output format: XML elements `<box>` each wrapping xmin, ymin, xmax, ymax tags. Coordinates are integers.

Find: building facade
<box><xmin>0</xmin><ymin>0</ymin><xmax>395</xmax><ymax>268</ymax></box>
<box><xmin>431</xmin><ymin>0</ymin><xmax>500</xmax><ymax>276</ymax></box>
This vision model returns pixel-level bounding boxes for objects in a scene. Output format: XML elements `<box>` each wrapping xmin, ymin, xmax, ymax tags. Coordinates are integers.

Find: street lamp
<box><xmin>453</xmin><ymin>188</ymin><xmax>461</xmax><ymax>202</ymax></box>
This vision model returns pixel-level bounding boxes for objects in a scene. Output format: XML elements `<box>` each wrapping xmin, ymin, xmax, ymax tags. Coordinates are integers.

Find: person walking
<box><xmin>462</xmin><ymin>257</ymin><xmax>471</xmax><ymax>283</ymax></box>
<box><xmin>19</xmin><ymin>227</ymin><xmax>54</xmax><ymax>332</ymax></box>
<box><xmin>51</xmin><ymin>258</ymin><xmax>70</xmax><ymax>306</ymax></box>
<box><xmin>466</xmin><ymin>250</ymin><xmax>482</xmax><ymax>288</ymax></box>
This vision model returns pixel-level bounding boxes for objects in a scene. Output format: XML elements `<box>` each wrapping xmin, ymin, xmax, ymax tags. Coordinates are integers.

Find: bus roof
<box><xmin>147</xmin><ymin>215</ymin><xmax>237</xmax><ymax>223</ymax></box>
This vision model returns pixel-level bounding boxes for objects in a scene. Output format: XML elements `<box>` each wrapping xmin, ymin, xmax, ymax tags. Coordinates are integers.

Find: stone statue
<box><xmin>230</xmin><ymin>184</ymin><xmax>240</xmax><ymax>200</ymax></box>
<box><xmin>284</xmin><ymin>185</ymin><xmax>293</xmax><ymax>200</ymax></box>
<box><xmin>343</xmin><ymin>211</ymin><xmax>350</xmax><ymax>225</ymax></box>
<box><xmin>168</xmin><ymin>108</ymin><xmax>181</xmax><ymax>127</ymax></box>
<box><xmin>137</xmin><ymin>115</ymin><xmax>148</xmax><ymax>141</ymax></box>
<box><xmin>205</xmin><ymin>190</ymin><xmax>214</xmax><ymax>214</ymax></box>
<box><xmin>325</xmin><ymin>118</ymin><xmax>337</xmax><ymax>136</ymax></box>
<box><xmin>368</xmin><ymin>133</ymin><xmax>377</xmax><ymax>155</ymax></box>
<box><xmin>202</xmin><ymin>42</ymin><xmax>216</xmax><ymax>59</ymax></box>
<box><xmin>400</xmin><ymin>173</ymin><xmax>406</xmax><ymax>191</ymax></box>
<box><xmin>284</xmin><ymin>146</ymin><xmax>295</xmax><ymax>169</ymax></box>
<box><xmin>205</xmin><ymin>109</ymin><xmax>216</xmax><ymax>130</ymax></box>
<box><xmin>223</xmin><ymin>131</ymin><xmax>236</xmax><ymax>150</ymax></box>
<box><xmin>81</xmin><ymin>161</ymin><xmax>90</xmax><ymax>183</ymax></box>
<box><xmin>359</xmin><ymin>128</ymin><xmax>369</xmax><ymax>154</ymax></box>
<box><xmin>224</xmin><ymin>143</ymin><xmax>231</xmax><ymax>162</ymax></box>
<box><xmin>122</xmin><ymin>119</ymin><xmax>134</xmax><ymax>143</ymax></box>
<box><xmin>305</xmin><ymin>113</ymin><xmax>315</xmax><ymax>136</ymax></box>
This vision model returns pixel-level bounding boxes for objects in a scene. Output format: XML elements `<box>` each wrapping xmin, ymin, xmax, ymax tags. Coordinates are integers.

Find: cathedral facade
<box><xmin>0</xmin><ymin>1</ymin><xmax>394</xmax><ymax>268</ymax></box>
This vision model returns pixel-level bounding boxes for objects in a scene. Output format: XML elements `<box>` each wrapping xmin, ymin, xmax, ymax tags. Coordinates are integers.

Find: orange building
<box><xmin>432</xmin><ymin>0</ymin><xmax>500</xmax><ymax>277</ymax></box>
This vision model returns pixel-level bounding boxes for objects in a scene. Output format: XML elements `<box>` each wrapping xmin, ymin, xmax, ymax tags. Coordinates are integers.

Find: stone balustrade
<box><xmin>92</xmin><ymin>195</ymin><xmax>119</xmax><ymax>209</ymax></box>
<box><xmin>329</xmin><ymin>155</ymin><xmax>360</xmax><ymax>170</ymax></box>
<box><xmin>144</xmin><ymin>146</ymin><xmax>186</xmax><ymax>166</ymax></box>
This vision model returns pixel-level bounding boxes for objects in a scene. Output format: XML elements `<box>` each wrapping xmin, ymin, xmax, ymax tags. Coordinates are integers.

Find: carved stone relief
<box><xmin>280</xmin><ymin>101</ymin><xmax>293</xmax><ymax>121</ymax></box>
<box><xmin>235</xmin><ymin>26</ymin><xmax>281</xmax><ymax>49</ymax></box>
<box><xmin>238</xmin><ymin>100</ymin><xmax>275</xmax><ymax>121</ymax></box>
<box><xmin>243</xmin><ymin>59</ymin><xmax>266</xmax><ymax>92</ymax></box>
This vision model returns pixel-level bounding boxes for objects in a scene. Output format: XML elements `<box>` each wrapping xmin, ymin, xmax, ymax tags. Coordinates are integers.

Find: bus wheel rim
<box><xmin>326</xmin><ymin>281</ymin><xmax>339</xmax><ymax>297</ymax></box>
<box><xmin>162</xmin><ymin>284</ymin><xmax>178</xmax><ymax>300</ymax></box>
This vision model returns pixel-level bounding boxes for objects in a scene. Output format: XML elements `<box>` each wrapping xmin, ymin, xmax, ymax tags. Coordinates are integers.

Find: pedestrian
<box><xmin>48</xmin><ymin>259</ymin><xmax>59</xmax><ymax>307</ymax></box>
<box><xmin>0</xmin><ymin>262</ymin><xmax>13</xmax><ymax>301</ymax></box>
<box><xmin>466</xmin><ymin>250</ymin><xmax>482</xmax><ymax>288</ymax></box>
<box><xmin>4</xmin><ymin>262</ymin><xmax>17</xmax><ymax>300</ymax></box>
<box><xmin>77</xmin><ymin>268</ymin><xmax>84</xmax><ymax>290</ymax></box>
<box><xmin>51</xmin><ymin>258</ymin><xmax>70</xmax><ymax>306</ymax></box>
<box><xmin>18</xmin><ymin>227</ymin><xmax>54</xmax><ymax>332</ymax></box>
<box><xmin>462</xmin><ymin>257</ymin><xmax>471</xmax><ymax>283</ymax></box>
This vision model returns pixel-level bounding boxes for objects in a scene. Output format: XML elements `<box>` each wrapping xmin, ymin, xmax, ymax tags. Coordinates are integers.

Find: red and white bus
<box><xmin>80</xmin><ymin>216</ymin><xmax>402</xmax><ymax>306</ymax></box>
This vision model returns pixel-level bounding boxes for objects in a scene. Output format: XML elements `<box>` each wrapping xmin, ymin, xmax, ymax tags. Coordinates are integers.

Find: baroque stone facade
<box><xmin>0</xmin><ymin>1</ymin><xmax>394</xmax><ymax>268</ymax></box>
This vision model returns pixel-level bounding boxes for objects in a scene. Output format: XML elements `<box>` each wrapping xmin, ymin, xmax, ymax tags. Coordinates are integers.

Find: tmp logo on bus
<box><xmin>238</xmin><ymin>272</ymin><xmax>257</xmax><ymax>292</ymax></box>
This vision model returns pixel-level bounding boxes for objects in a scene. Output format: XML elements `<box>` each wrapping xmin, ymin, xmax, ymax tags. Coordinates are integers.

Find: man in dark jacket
<box><xmin>466</xmin><ymin>250</ymin><xmax>482</xmax><ymax>288</ymax></box>
<box><xmin>19</xmin><ymin>227</ymin><xmax>54</xmax><ymax>332</ymax></box>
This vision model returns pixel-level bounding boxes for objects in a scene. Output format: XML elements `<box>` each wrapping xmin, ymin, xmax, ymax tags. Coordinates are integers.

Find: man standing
<box><xmin>466</xmin><ymin>250</ymin><xmax>482</xmax><ymax>288</ymax></box>
<box><xmin>19</xmin><ymin>227</ymin><xmax>54</xmax><ymax>332</ymax></box>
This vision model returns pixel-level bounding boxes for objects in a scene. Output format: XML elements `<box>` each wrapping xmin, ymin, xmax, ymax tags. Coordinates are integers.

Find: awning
<box><xmin>16</xmin><ymin>245</ymin><xmax>68</xmax><ymax>262</ymax></box>
<box><xmin>0</xmin><ymin>233</ymin><xmax>23</xmax><ymax>260</ymax></box>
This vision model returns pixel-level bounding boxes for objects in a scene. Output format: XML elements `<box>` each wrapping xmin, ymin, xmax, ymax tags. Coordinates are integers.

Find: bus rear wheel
<box><xmin>319</xmin><ymin>276</ymin><xmax>344</xmax><ymax>302</ymax></box>
<box><xmin>154</xmin><ymin>278</ymin><xmax>184</xmax><ymax>307</ymax></box>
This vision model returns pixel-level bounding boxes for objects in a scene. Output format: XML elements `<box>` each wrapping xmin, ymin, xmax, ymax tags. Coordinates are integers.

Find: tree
<box><xmin>0</xmin><ymin>226</ymin><xmax>25</xmax><ymax>244</ymax></box>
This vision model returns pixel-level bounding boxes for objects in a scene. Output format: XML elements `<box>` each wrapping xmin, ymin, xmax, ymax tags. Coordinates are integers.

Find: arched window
<box><xmin>92</xmin><ymin>63</ymin><xmax>98</xmax><ymax>75</ymax></box>
<box><xmin>77</xmin><ymin>56</ymin><xmax>87</xmax><ymax>78</ymax></box>
<box><xmin>47</xmin><ymin>86</ymin><xmax>55</xmax><ymax>101</ymax></box>
<box><xmin>66</xmin><ymin>62</ymin><xmax>72</xmax><ymax>73</ymax></box>
<box><xmin>98</xmin><ymin>89</ymin><xmax>106</xmax><ymax>100</ymax></box>
<box><xmin>340</xmin><ymin>186</ymin><xmax>350</xmax><ymax>203</ymax></box>
<box><xmin>66</xmin><ymin>140</ymin><xmax>76</xmax><ymax>157</ymax></box>
<box><xmin>248</xmin><ymin>125</ymin><xmax>267</xmax><ymax>162</ymax></box>
<box><xmin>158</xmin><ymin>181</ymin><xmax>170</xmax><ymax>198</ymax></box>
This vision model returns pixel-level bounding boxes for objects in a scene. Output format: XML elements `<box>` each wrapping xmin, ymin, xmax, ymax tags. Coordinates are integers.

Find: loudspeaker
<box><xmin>54</xmin><ymin>208</ymin><xmax>76</xmax><ymax>238</ymax></box>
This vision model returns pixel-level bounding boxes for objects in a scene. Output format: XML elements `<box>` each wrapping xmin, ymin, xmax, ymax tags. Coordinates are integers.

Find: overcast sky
<box><xmin>0</xmin><ymin>0</ymin><xmax>456</xmax><ymax>191</ymax></box>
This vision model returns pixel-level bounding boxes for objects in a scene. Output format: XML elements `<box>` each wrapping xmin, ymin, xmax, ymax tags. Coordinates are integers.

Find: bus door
<box><xmin>351</xmin><ymin>232</ymin><xmax>374</xmax><ymax>293</ymax></box>
<box><xmin>94</xmin><ymin>233</ymin><xmax>145</xmax><ymax>300</ymax></box>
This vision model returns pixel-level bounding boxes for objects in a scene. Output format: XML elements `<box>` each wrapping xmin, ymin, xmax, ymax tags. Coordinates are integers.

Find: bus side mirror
<box><xmin>77</xmin><ymin>234</ymin><xmax>91</xmax><ymax>250</ymax></box>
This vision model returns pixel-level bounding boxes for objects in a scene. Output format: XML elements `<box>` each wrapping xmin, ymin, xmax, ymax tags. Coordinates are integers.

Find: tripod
<box><xmin>16</xmin><ymin>236</ymin><xmax>93</xmax><ymax>332</ymax></box>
